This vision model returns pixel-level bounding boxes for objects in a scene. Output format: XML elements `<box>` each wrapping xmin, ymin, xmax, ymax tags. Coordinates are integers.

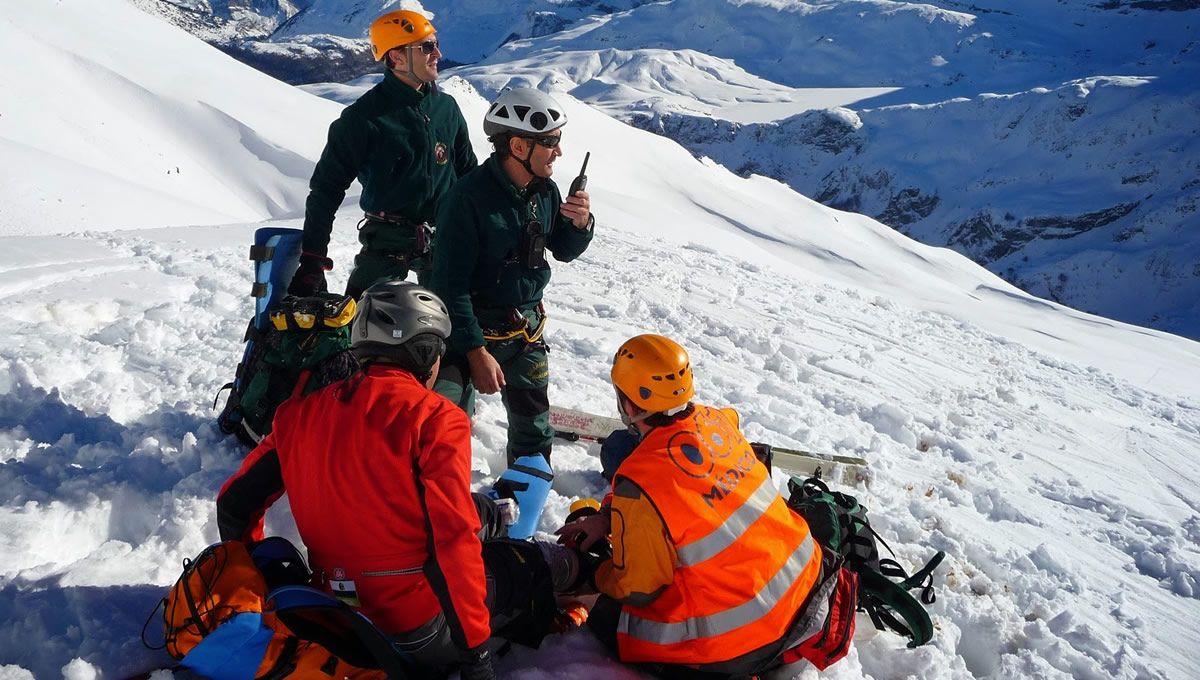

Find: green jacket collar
<box><xmin>381</xmin><ymin>70</ymin><xmax>429</xmax><ymax>106</ymax></box>
<box><xmin>485</xmin><ymin>154</ymin><xmax>526</xmax><ymax>200</ymax></box>
<box><xmin>484</xmin><ymin>154</ymin><xmax>550</xmax><ymax>201</ymax></box>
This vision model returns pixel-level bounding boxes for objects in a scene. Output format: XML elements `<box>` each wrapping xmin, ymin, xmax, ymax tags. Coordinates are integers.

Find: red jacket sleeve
<box><xmin>413</xmin><ymin>400</ymin><xmax>491</xmax><ymax>650</ymax></box>
<box><xmin>216</xmin><ymin>433</ymin><xmax>286</xmax><ymax>543</ymax></box>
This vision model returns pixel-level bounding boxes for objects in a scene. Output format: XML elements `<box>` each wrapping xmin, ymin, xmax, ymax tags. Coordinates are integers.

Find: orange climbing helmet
<box><xmin>611</xmin><ymin>334</ymin><xmax>694</xmax><ymax>414</ymax></box>
<box><xmin>369</xmin><ymin>10</ymin><xmax>435</xmax><ymax>61</ymax></box>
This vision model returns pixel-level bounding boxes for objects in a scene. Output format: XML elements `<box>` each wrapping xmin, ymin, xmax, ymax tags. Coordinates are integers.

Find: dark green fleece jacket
<box><xmin>430</xmin><ymin>154</ymin><xmax>595</xmax><ymax>353</ymax></box>
<box><xmin>301</xmin><ymin>72</ymin><xmax>477</xmax><ymax>255</ymax></box>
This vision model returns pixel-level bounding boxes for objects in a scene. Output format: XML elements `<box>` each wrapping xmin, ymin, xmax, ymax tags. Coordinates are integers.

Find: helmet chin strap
<box><xmin>620</xmin><ymin>409</ymin><xmax>653</xmax><ymax>436</ymax></box>
<box><xmin>616</xmin><ymin>390</ymin><xmax>688</xmax><ymax>434</ymax></box>
<box><xmin>518</xmin><ymin>143</ymin><xmax>539</xmax><ymax>179</ymax></box>
<box><xmin>518</xmin><ymin>142</ymin><xmax>553</xmax><ymax>182</ymax></box>
<box><xmin>389</xmin><ymin>45</ymin><xmax>431</xmax><ymax>86</ymax></box>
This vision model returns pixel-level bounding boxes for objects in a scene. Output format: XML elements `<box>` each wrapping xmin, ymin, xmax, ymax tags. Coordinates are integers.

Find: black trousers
<box><xmin>391</xmin><ymin>496</ymin><xmax>557</xmax><ymax>676</ymax></box>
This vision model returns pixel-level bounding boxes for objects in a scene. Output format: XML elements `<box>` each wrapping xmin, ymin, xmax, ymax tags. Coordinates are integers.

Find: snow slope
<box><xmin>0</xmin><ymin>0</ymin><xmax>342</xmax><ymax>235</ymax></box>
<box><xmin>2</xmin><ymin>3</ymin><xmax>1200</xmax><ymax>679</ymax></box>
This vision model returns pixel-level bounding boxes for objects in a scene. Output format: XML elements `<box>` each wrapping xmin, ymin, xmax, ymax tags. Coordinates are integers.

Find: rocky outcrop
<box><xmin>642</xmin><ymin>75</ymin><xmax>1200</xmax><ymax>337</ymax></box>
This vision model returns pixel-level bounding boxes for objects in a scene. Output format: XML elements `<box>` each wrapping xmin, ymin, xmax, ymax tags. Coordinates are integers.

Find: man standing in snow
<box><xmin>558</xmin><ymin>334</ymin><xmax>856</xmax><ymax>677</ymax></box>
<box><xmin>429</xmin><ymin>87</ymin><xmax>593</xmax><ymax>470</ymax></box>
<box><xmin>287</xmin><ymin>10</ymin><xmax>477</xmax><ymax>300</ymax></box>
<box><xmin>217</xmin><ymin>281</ymin><xmax>586</xmax><ymax>680</ymax></box>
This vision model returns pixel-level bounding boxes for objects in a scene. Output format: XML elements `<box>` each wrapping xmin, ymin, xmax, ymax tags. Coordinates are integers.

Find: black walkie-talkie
<box><xmin>569</xmin><ymin>152</ymin><xmax>590</xmax><ymax>195</ymax></box>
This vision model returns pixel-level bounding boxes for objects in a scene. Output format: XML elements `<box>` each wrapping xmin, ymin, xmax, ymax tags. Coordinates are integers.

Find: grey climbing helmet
<box><xmin>351</xmin><ymin>280</ymin><xmax>451</xmax><ymax>378</ymax></box>
<box><xmin>483</xmin><ymin>87</ymin><xmax>568</xmax><ymax>140</ymax></box>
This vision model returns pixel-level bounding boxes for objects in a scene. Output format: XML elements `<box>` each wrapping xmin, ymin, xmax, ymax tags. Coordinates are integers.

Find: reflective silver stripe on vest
<box><xmin>618</xmin><ymin>534</ymin><xmax>815</xmax><ymax>646</ymax></box>
<box><xmin>675</xmin><ymin>473</ymin><xmax>779</xmax><ymax>567</ymax></box>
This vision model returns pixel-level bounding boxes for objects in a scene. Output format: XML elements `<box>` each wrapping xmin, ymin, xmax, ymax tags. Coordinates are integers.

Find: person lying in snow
<box><xmin>557</xmin><ymin>334</ymin><xmax>857</xmax><ymax>678</ymax></box>
<box><xmin>216</xmin><ymin>281</ymin><xmax>588</xmax><ymax>680</ymax></box>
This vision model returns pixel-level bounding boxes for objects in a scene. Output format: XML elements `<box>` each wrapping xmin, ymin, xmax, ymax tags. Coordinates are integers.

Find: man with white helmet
<box><xmin>288</xmin><ymin>10</ymin><xmax>477</xmax><ymax>300</ymax></box>
<box><xmin>429</xmin><ymin>87</ymin><xmax>594</xmax><ymax>473</ymax></box>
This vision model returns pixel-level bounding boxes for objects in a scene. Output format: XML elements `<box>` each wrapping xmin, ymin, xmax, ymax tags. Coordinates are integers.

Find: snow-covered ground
<box><xmin>3</xmin><ymin>2</ymin><xmax>1200</xmax><ymax>678</ymax></box>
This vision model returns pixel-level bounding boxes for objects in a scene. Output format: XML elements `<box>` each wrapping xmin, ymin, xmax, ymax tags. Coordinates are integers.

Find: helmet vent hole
<box><xmin>549</xmin><ymin>109</ymin><xmax>561</xmax><ymax>121</ymax></box>
<box><xmin>513</xmin><ymin>105</ymin><xmax>531</xmax><ymax>121</ymax></box>
<box><xmin>529</xmin><ymin>112</ymin><xmax>548</xmax><ymax>130</ymax></box>
<box><xmin>639</xmin><ymin>387</ymin><xmax>652</xmax><ymax>399</ymax></box>
<box><xmin>651</xmin><ymin>375</ymin><xmax>662</xmax><ymax>381</ymax></box>
<box><xmin>492</xmin><ymin>105</ymin><xmax>510</xmax><ymax>119</ymax></box>
<box><xmin>377</xmin><ymin>310</ymin><xmax>396</xmax><ymax>325</ymax></box>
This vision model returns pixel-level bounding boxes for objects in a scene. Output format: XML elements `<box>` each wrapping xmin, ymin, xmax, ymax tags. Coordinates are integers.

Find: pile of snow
<box><xmin>2</xmin><ymin>2</ymin><xmax>1200</xmax><ymax>678</ymax></box>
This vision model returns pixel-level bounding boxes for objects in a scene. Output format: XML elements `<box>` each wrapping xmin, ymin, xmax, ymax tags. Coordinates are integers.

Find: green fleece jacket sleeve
<box><xmin>452</xmin><ymin>111</ymin><xmax>478</xmax><ymax>179</ymax></box>
<box><xmin>431</xmin><ymin>196</ymin><xmax>486</xmax><ymax>353</ymax></box>
<box><xmin>301</xmin><ymin>114</ymin><xmax>371</xmax><ymax>255</ymax></box>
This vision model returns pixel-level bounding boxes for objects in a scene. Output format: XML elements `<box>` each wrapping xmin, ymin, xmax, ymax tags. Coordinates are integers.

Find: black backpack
<box><xmin>787</xmin><ymin>475</ymin><xmax>945</xmax><ymax>647</ymax></box>
<box><xmin>216</xmin><ymin>293</ymin><xmax>358</xmax><ymax>447</ymax></box>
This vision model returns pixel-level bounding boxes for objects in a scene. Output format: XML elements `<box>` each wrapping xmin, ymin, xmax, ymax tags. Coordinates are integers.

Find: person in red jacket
<box><xmin>217</xmin><ymin>281</ymin><xmax>580</xmax><ymax>680</ymax></box>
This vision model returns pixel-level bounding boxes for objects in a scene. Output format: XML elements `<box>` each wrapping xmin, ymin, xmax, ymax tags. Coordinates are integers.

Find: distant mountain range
<box><xmin>134</xmin><ymin>0</ymin><xmax>1200</xmax><ymax>338</ymax></box>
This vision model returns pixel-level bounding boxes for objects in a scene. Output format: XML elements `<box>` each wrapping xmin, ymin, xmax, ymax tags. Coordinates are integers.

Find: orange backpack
<box><xmin>163</xmin><ymin>540</ymin><xmax>267</xmax><ymax>658</ymax></box>
<box><xmin>153</xmin><ymin>540</ymin><xmax>395</xmax><ymax>679</ymax></box>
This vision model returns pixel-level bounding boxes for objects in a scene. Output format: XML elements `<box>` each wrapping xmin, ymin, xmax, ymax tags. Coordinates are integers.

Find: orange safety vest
<box><xmin>612</xmin><ymin>405</ymin><xmax>824</xmax><ymax>665</ymax></box>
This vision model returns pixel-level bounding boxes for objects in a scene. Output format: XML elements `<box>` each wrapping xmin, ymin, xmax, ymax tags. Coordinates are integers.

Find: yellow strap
<box><xmin>322</xmin><ymin>297</ymin><xmax>357</xmax><ymax>328</ymax></box>
<box><xmin>268</xmin><ymin>297</ymin><xmax>357</xmax><ymax>332</ymax></box>
<box><xmin>482</xmin><ymin>311</ymin><xmax>546</xmax><ymax>343</ymax></box>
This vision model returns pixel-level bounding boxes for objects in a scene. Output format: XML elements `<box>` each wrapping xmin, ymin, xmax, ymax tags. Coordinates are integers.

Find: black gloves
<box><xmin>287</xmin><ymin>251</ymin><xmax>333</xmax><ymax>297</ymax></box>
<box><xmin>459</xmin><ymin>646</ymin><xmax>495</xmax><ymax>680</ymax></box>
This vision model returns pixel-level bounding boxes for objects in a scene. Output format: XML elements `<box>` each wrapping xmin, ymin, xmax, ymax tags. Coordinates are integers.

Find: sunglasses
<box><xmin>410</xmin><ymin>39</ymin><xmax>439</xmax><ymax>55</ymax></box>
<box><xmin>524</xmin><ymin>134</ymin><xmax>562</xmax><ymax>149</ymax></box>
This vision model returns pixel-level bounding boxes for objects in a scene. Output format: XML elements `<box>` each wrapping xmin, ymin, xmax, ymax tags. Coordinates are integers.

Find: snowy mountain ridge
<box><xmin>628</xmin><ymin>72</ymin><xmax>1200</xmax><ymax>336</ymax></box>
<box><xmin>446</xmin><ymin>0</ymin><xmax>1200</xmax><ymax>338</ymax></box>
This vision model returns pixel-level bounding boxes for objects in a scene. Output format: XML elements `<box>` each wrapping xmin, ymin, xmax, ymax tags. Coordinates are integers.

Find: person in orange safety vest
<box><xmin>557</xmin><ymin>334</ymin><xmax>858</xmax><ymax>678</ymax></box>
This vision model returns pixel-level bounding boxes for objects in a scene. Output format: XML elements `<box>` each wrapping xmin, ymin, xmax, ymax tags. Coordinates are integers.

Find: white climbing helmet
<box><xmin>483</xmin><ymin>88</ymin><xmax>568</xmax><ymax>140</ymax></box>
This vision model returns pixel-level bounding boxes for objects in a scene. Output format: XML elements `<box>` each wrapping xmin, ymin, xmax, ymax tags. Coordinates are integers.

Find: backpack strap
<box><xmin>290</xmin><ymin>371</ymin><xmax>313</xmax><ymax>399</ymax></box>
<box><xmin>266</xmin><ymin>586</ymin><xmax>417</xmax><ymax>678</ymax></box>
<box><xmin>900</xmin><ymin>551</ymin><xmax>945</xmax><ymax>605</ymax></box>
<box><xmin>859</xmin><ymin>568</ymin><xmax>935</xmax><ymax>648</ymax></box>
